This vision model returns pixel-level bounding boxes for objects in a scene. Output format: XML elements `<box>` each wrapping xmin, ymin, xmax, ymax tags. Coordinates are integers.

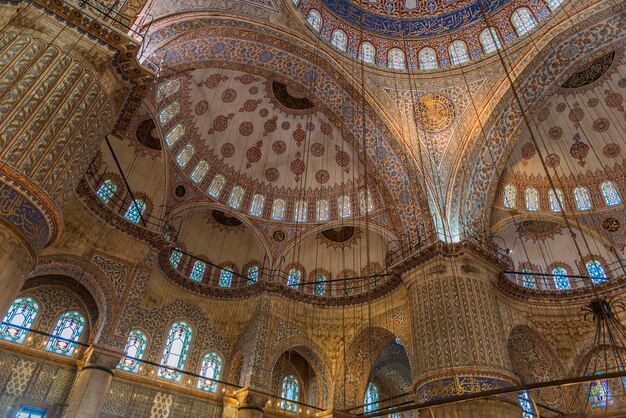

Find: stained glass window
<box><xmin>294</xmin><ymin>200</ymin><xmax>307</xmax><ymax>222</ymax></box>
<box><xmin>272</xmin><ymin>199</ymin><xmax>286</xmax><ymax>220</ymax></box>
<box><xmin>395</xmin><ymin>337</ymin><xmax>402</xmax><ymax>345</ymax></box>
<box><xmin>191</xmin><ymin>161</ymin><xmax>209</xmax><ymax>183</ymax></box>
<box><xmin>159</xmin><ymin>101</ymin><xmax>180</xmax><ymax>124</ymax></box>
<box><xmin>177</xmin><ymin>144</ymin><xmax>194</xmax><ymax>168</ymax></box>
<box><xmin>124</xmin><ymin>200</ymin><xmax>145</xmax><ymax>223</ymax></box>
<box><xmin>166</xmin><ymin>124</ymin><xmax>184</xmax><ymax>147</ymax></box>
<box><xmin>504</xmin><ymin>184</ymin><xmax>516</xmax><ymax>208</ymax></box>
<box><xmin>525</xmin><ymin>187</ymin><xmax>539</xmax><ymax>211</ymax></box>
<box><xmin>248</xmin><ymin>265</ymin><xmax>259</xmax><ymax>283</ymax></box>
<box><xmin>589</xmin><ymin>375</ymin><xmax>614</xmax><ymax>408</ymax></box>
<box><xmin>418</xmin><ymin>47</ymin><xmax>438</xmax><ymax>69</ymax></box>
<box><xmin>518</xmin><ymin>390</ymin><xmax>533</xmax><ymax>418</ymax></box>
<box><xmin>46</xmin><ymin>311</ymin><xmax>84</xmax><ymax>356</ymax></box>
<box><xmin>574</xmin><ymin>187</ymin><xmax>592</xmax><ymax>211</ymax></box>
<box><xmin>170</xmin><ymin>249</ymin><xmax>182</xmax><ymax>268</ymax></box>
<box><xmin>15</xmin><ymin>406</ymin><xmax>46</xmax><ymax>418</ymax></box>
<box><xmin>359</xmin><ymin>189</ymin><xmax>374</xmax><ymax>214</ymax></box>
<box><xmin>157</xmin><ymin>78</ymin><xmax>181</xmax><ymax>101</ymax></box>
<box><xmin>198</xmin><ymin>353</ymin><xmax>222</xmax><ymax>392</ymax></box>
<box><xmin>293</xmin><ymin>0</ymin><xmax>299</xmax><ymax>5</ymax></box>
<box><xmin>512</xmin><ymin>8</ymin><xmax>537</xmax><ymax>36</ymax></box>
<box><xmin>365</xmin><ymin>383</ymin><xmax>379</xmax><ymax>413</ymax></box>
<box><xmin>208</xmin><ymin>175</ymin><xmax>226</xmax><ymax>198</ymax></box>
<box><xmin>449</xmin><ymin>40</ymin><xmax>469</xmax><ymax>65</ymax></box>
<box><xmin>118</xmin><ymin>330</ymin><xmax>147</xmax><ymax>373</ymax></box>
<box><xmin>331</xmin><ymin>30</ymin><xmax>347</xmax><ymax>51</ymax></box>
<box><xmin>388</xmin><ymin>414</ymin><xmax>400</xmax><ymax>418</ymax></box>
<box><xmin>601</xmin><ymin>181</ymin><xmax>622</xmax><ymax>206</ymax></box>
<box><xmin>219</xmin><ymin>268</ymin><xmax>233</xmax><ymax>288</ymax></box>
<box><xmin>1</xmin><ymin>297</ymin><xmax>38</xmax><ymax>344</ymax></box>
<box><xmin>586</xmin><ymin>260</ymin><xmax>607</xmax><ymax>284</ymax></box>
<box><xmin>288</xmin><ymin>268</ymin><xmax>301</xmax><ymax>289</ymax></box>
<box><xmin>317</xmin><ymin>199</ymin><xmax>329</xmax><ymax>222</ymax></box>
<box><xmin>190</xmin><ymin>260</ymin><xmax>206</xmax><ymax>282</ymax></box>
<box><xmin>552</xmin><ymin>267</ymin><xmax>570</xmax><ymax>290</ymax></box>
<box><xmin>307</xmin><ymin>10</ymin><xmax>322</xmax><ymax>31</ymax></box>
<box><xmin>546</xmin><ymin>0</ymin><xmax>562</xmax><ymax>10</ymax></box>
<box><xmin>158</xmin><ymin>321</ymin><xmax>192</xmax><ymax>381</ymax></box>
<box><xmin>281</xmin><ymin>375</ymin><xmax>299</xmax><ymax>411</ymax></box>
<box><xmin>338</xmin><ymin>195</ymin><xmax>352</xmax><ymax>218</ymax></box>
<box><xmin>97</xmin><ymin>180</ymin><xmax>117</xmax><ymax>203</ymax></box>
<box><xmin>360</xmin><ymin>42</ymin><xmax>376</xmax><ymax>64</ymax></box>
<box><xmin>549</xmin><ymin>189</ymin><xmax>564</xmax><ymax>212</ymax></box>
<box><xmin>522</xmin><ymin>268</ymin><xmax>536</xmax><ymax>289</ymax></box>
<box><xmin>314</xmin><ymin>275</ymin><xmax>326</xmax><ymax>295</ymax></box>
<box><xmin>249</xmin><ymin>194</ymin><xmax>265</xmax><ymax>217</ymax></box>
<box><xmin>480</xmin><ymin>28</ymin><xmax>502</xmax><ymax>53</ymax></box>
<box><xmin>388</xmin><ymin>48</ymin><xmax>405</xmax><ymax>70</ymax></box>
<box><xmin>229</xmin><ymin>186</ymin><xmax>245</xmax><ymax>209</ymax></box>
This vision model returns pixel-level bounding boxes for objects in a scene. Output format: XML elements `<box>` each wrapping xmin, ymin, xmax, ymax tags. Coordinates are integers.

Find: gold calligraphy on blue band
<box><xmin>0</xmin><ymin>181</ymin><xmax>50</xmax><ymax>252</ymax></box>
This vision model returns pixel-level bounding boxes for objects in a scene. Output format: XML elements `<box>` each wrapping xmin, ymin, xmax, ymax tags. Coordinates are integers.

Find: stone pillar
<box><xmin>64</xmin><ymin>345</ymin><xmax>124</xmax><ymax>417</ymax></box>
<box><xmin>403</xmin><ymin>243</ymin><xmax>520</xmax><ymax>418</ymax></box>
<box><xmin>234</xmin><ymin>387</ymin><xmax>269</xmax><ymax>418</ymax></box>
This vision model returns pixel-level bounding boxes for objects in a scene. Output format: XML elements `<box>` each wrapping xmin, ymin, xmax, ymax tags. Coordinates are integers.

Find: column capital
<box><xmin>82</xmin><ymin>344</ymin><xmax>125</xmax><ymax>373</ymax></box>
<box><xmin>234</xmin><ymin>387</ymin><xmax>270</xmax><ymax>412</ymax></box>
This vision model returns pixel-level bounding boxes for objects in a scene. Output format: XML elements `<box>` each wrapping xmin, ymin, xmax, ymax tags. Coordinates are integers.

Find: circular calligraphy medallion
<box><xmin>414</xmin><ymin>93</ymin><xmax>455</xmax><ymax>133</ymax></box>
<box><xmin>603</xmin><ymin>217</ymin><xmax>621</xmax><ymax>233</ymax></box>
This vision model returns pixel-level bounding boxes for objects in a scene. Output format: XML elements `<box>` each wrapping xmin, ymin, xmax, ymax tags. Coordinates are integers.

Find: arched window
<box><xmin>191</xmin><ymin>161</ymin><xmax>209</xmax><ymax>183</ymax></box>
<box><xmin>205</xmin><ymin>177</ymin><xmax>225</xmax><ymax>200</ymax></box>
<box><xmin>294</xmin><ymin>200</ymin><xmax>307</xmax><ymax>222</ymax></box>
<box><xmin>248</xmin><ymin>265</ymin><xmax>259</xmax><ymax>283</ymax></box>
<box><xmin>1</xmin><ymin>297</ymin><xmax>38</xmax><ymax>344</ymax></box>
<box><xmin>249</xmin><ymin>194</ymin><xmax>265</xmax><ymax>217</ymax></box>
<box><xmin>166</xmin><ymin>124</ymin><xmax>184</xmax><ymax>147</ymax></box>
<box><xmin>97</xmin><ymin>180</ymin><xmax>117</xmax><ymax>203</ymax></box>
<box><xmin>504</xmin><ymin>184</ymin><xmax>516</xmax><ymax>208</ymax></box>
<box><xmin>511</xmin><ymin>8</ymin><xmax>537</xmax><ymax>36</ymax></box>
<box><xmin>159</xmin><ymin>101</ymin><xmax>180</xmax><ymax>124</ymax></box>
<box><xmin>418</xmin><ymin>47</ymin><xmax>437</xmax><ymax>70</ymax></box>
<box><xmin>360</xmin><ymin>42</ymin><xmax>376</xmax><ymax>64</ymax></box>
<box><xmin>359</xmin><ymin>189</ymin><xmax>374</xmax><ymax>213</ymax></box>
<box><xmin>552</xmin><ymin>267</ymin><xmax>570</xmax><ymax>290</ymax></box>
<box><xmin>219</xmin><ymin>268</ymin><xmax>233</xmax><ymax>288</ymax></box>
<box><xmin>601</xmin><ymin>181</ymin><xmax>622</xmax><ymax>206</ymax></box>
<box><xmin>229</xmin><ymin>186</ymin><xmax>245</xmax><ymax>209</ymax></box>
<box><xmin>288</xmin><ymin>268</ymin><xmax>301</xmax><ymax>289</ymax></box>
<box><xmin>177</xmin><ymin>144</ymin><xmax>194</xmax><ymax>168</ymax></box>
<box><xmin>480</xmin><ymin>28</ymin><xmax>502</xmax><ymax>53</ymax></box>
<box><xmin>589</xmin><ymin>375</ymin><xmax>614</xmax><ymax>408</ymax></box>
<box><xmin>118</xmin><ymin>330</ymin><xmax>147</xmax><ymax>373</ymax></box>
<box><xmin>395</xmin><ymin>337</ymin><xmax>402</xmax><ymax>345</ymax></box>
<box><xmin>549</xmin><ymin>189</ymin><xmax>564</xmax><ymax>212</ymax></box>
<box><xmin>522</xmin><ymin>268</ymin><xmax>536</xmax><ymax>289</ymax></box>
<box><xmin>170</xmin><ymin>249</ymin><xmax>182</xmax><ymax>268</ymax></box>
<box><xmin>525</xmin><ymin>187</ymin><xmax>539</xmax><ymax>211</ymax></box>
<box><xmin>314</xmin><ymin>274</ymin><xmax>326</xmax><ymax>295</ymax></box>
<box><xmin>546</xmin><ymin>0</ymin><xmax>562</xmax><ymax>10</ymax></box>
<box><xmin>518</xmin><ymin>390</ymin><xmax>534</xmax><ymax>417</ymax></box>
<box><xmin>158</xmin><ymin>321</ymin><xmax>192</xmax><ymax>381</ymax></box>
<box><xmin>124</xmin><ymin>200</ymin><xmax>145</xmax><ymax>223</ymax></box>
<box><xmin>272</xmin><ymin>198</ymin><xmax>286</xmax><ymax>220</ymax></box>
<box><xmin>293</xmin><ymin>0</ymin><xmax>300</xmax><ymax>5</ymax></box>
<box><xmin>449</xmin><ymin>40</ymin><xmax>470</xmax><ymax>65</ymax></box>
<box><xmin>190</xmin><ymin>260</ymin><xmax>206</xmax><ymax>282</ymax></box>
<box><xmin>338</xmin><ymin>195</ymin><xmax>352</xmax><ymax>218</ymax></box>
<box><xmin>307</xmin><ymin>10</ymin><xmax>322</xmax><ymax>31</ymax></box>
<box><xmin>317</xmin><ymin>199</ymin><xmax>329</xmax><ymax>221</ymax></box>
<box><xmin>46</xmin><ymin>311</ymin><xmax>85</xmax><ymax>356</ymax></box>
<box><xmin>388</xmin><ymin>48</ymin><xmax>405</xmax><ymax>70</ymax></box>
<box><xmin>331</xmin><ymin>29</ymin><xmax>347</xmax><ymax>51</ymax></box>
<box><xmin>574</xmin><ymin>187</ymin><xmax>592</xmax><ymax>211</ymax></box>
<box><xmin>157</xmin><ymin>79</ymin><xmax>181</xmax><ymax>101</ymax></box>
<box><xmin>365</xmin><ymin>383</ymin><xmax>379</xmax><ymax>413</ymax></box>
<box><xmin>198</xmin><ymin>353</ymin><xmax>222</xmax><ymax>392</ymax></box>
<box><xmin>280</xmin><ymin>375</ymin><xmax>299</xmax><ymax>411</ymax></box>
<box><xmin>586</xmin><ymin>260</ymin><xmax>607</xmax><ymax>284</ymax></box>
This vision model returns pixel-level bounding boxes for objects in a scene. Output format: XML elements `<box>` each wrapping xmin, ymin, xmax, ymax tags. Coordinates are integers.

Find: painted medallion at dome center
<box><xmin>414</xmin><ymin>93</ymin><xmax>455</xmax><ymax>133</ymax></box>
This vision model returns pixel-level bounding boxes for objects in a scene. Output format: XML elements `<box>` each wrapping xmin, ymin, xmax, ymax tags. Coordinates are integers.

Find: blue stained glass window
<box><xmin>1</xmin><ymin>297</ymin><xmax>39</xmax><ymax>344</ymax></box>
<box><xmin>518</xmin><ymin>390</ymin><xmax>533</xmax><ymax>417</ymax></box>
<box><xmin>208</xmin><ymin>175</ymin><xmax>226</xmax><ymax>198</ymax></box>
<box><xmin>504</xmin><ymin>184</ymin><xmax>516</xmax><ymax>208</ymax></box>
<box><xmin>522</xmin><ymin>268</ymin><xmax>536</xmax><ymax>289</ymax></box>
<box><xmin>294</xmin><ymin>200</ymin><xmax>307</xmax><ymax>222</ymax></box>
<box><xmin>219</xmin><ymin>268</ymin><xmax>233</xmax><ymax>288</ymax></box>
<box><xmin>118</xmin><ymin>330</ymin><xmax>147</xmax><ymax>373</ymax></box>
<box><xmin>15</xmin><ymin>405</ymin><xmax>47</xmax><ymax>418</ymax></box>
<box><xmin>601</xmin><ymin>181</ymin><xmax>622</xmax><ymax>207</ymax></box>
<box><xmin>191</xmin><ymin>161</ymin><xmax>209</xmax><ymax>183</ymax></box>
<box><xmin>331</xmin><ymin>29</ymin><xmax>347</xmax><ymax>51</ymax></box>
<box><xmin>388</xmin><ymin>414</ymin><xmax>400</xmax><ymax>418</ymax></box>
<box><xmin>307</xmin><ymin>10</ymin><xmax>322</xmax><ymax>31</ymax></box>
<box><xmin>46</xmin><ymin>311</ymin><xmax>85</xmax><ymax>356</ymax></box>
<box><xmin>124</xmin><ymin>200</ymin><xmax>145</xmax><ymax>223</ymax></box>
<box><xmin>97</xmin><ymin>180</ymin><xmax>117</xmax><ymax>203</ymax></box>
<box><xmin>272</xmin><ymin>199</ymin><xmax>286</xmax><ymax>220</ymax></box>
<box><xmin>166</xmin><ymin>124</ymin><xmax>185</xmax><ymax>147</ymax></box>
<box><xmin>388</xmin><ymin>48</ymin><xmax>405</xmax><ymax>70</ymax></box>
<box><xmin>552</xmin><ymin>267</ymin><xmax>570</xmax><ymax>290</ymax></box>
<box><xmin>338</xmin><ymin>195</ymin><xmax>352</xmax><ymax>218</ymax></box>
<box><xmin>418</xmin><ymin>47</ymin><xmax>437</xmax><ymax>69</ymax></box>
<box><xmin>190</xmin><ymin>260</ymin><xmax>206</xmax><ymax>282</ymax></box>
<box><xmin>157</xmin><ymin>79</ymin><xmax>181</xmax><ymax>101</ymax></box>
<box><xmin>248</xmin><ymin>265</ymin><xmax>259</xmax><ymax>283</ymax></box>
<box><xmin>586</xmin><ymin>260</ymin><xmax>607</xmax><ymax>284</ymax></box>
<box><xmin>360</xmin><ymin>42</ymin><xmax>376</xmax><ymax>64</ymax></box>
<box><xmin>317</xmin><ymin>199</ymin><xmax>329</xmax><ymax>221</ymax></box>
<box><xmin>280</xmin><ymin>375</ymin><xmax>299</xmax><ymax>411</ymax></box>
<box><xmin>449</xmin><ymin>40</ymin><xmax>470</xmax><ymax>65</ymax></box>
<box><xmin>288</xmin><ymin>268</ymin><xmax>301</xmax><ymax>289</ymax></box>
<box><xmin>546</xmin><ymin>0</ymin><xmax>562</xmax><ymax>10</ymax></box>
<box><xmin>177</xmin><ymin>144</ymin><xmax>194</xmax><ymax>168</ymax></box>
<box><xmin>512</xmin><ymin>8</ymin><xmax>536</xmax><ymax>36</ymax></box>
<box><xmin>229</xmin><ymin>186</ymin><xmax>245</xmax><ymax>209</ymax></box>
<box><xmin>249</xmin><ymin>194</ymin><xmax>265</xmax><ymax>217</ymax></box>
<box><xmin>159</xmin><ymin>101</ymin><xmax>180</xmax><ymax>124</ymax></box>
<box><xmin>589</xmin><ymin>375</ymin><xmax>614</xmax><ymax>408</ymax></box>
<box><xmin>525</xmin><ymin>187</ymin><xmax>539</xmax><ymax>211</ymax></box>
<box><xmin>359</xmin><ymin>189</ymin><xmax>374</xmax><ymax>214</ymax></box>
<box><xmin>314</xmin><ymin>275</ymin><xmax>326</xmax><ymax>295</ymax></box>
<box><xmin>170</xmin><ymin>250</ymin><xmax>182</xmax><ymax>268</ymax></box>
<box><xmin>574</xmin><ymin>187</ymin><xmax>592</xmax><ymax>211</ymax></box>
<box><xmin>365</xmin><ymin>383</ymin><xmax>379</xmax><ymax>413</ymax></box>
<box><xmin>158</xmin><ymin>321</ymin><xmax>192</xmax><ymax>381</ymax></box>
<box><xmin>480</xmin><ymin>28</ymin><xmax>502</xmax><ymax>53</ymax></box>
<box><xmin>198</xmin><ymin>353</ymin><xmax>222</xmax><ymax>392</ymax></box>
<box><xmin>395</xmin><ymin>337</ymin><xmax>402</xmax><ymax>345</ymax></box>
<box><xmin>549</xmin><ymin>189</ymin><xmax>564</xmax><ymax>212</ymax></box>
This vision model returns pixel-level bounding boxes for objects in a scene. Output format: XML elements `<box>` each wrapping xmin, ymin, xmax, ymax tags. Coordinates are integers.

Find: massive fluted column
<box><xmin>402</xmin><ymin>242</ymin><xmax>520</xmax><ymax>417</ymax></box>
